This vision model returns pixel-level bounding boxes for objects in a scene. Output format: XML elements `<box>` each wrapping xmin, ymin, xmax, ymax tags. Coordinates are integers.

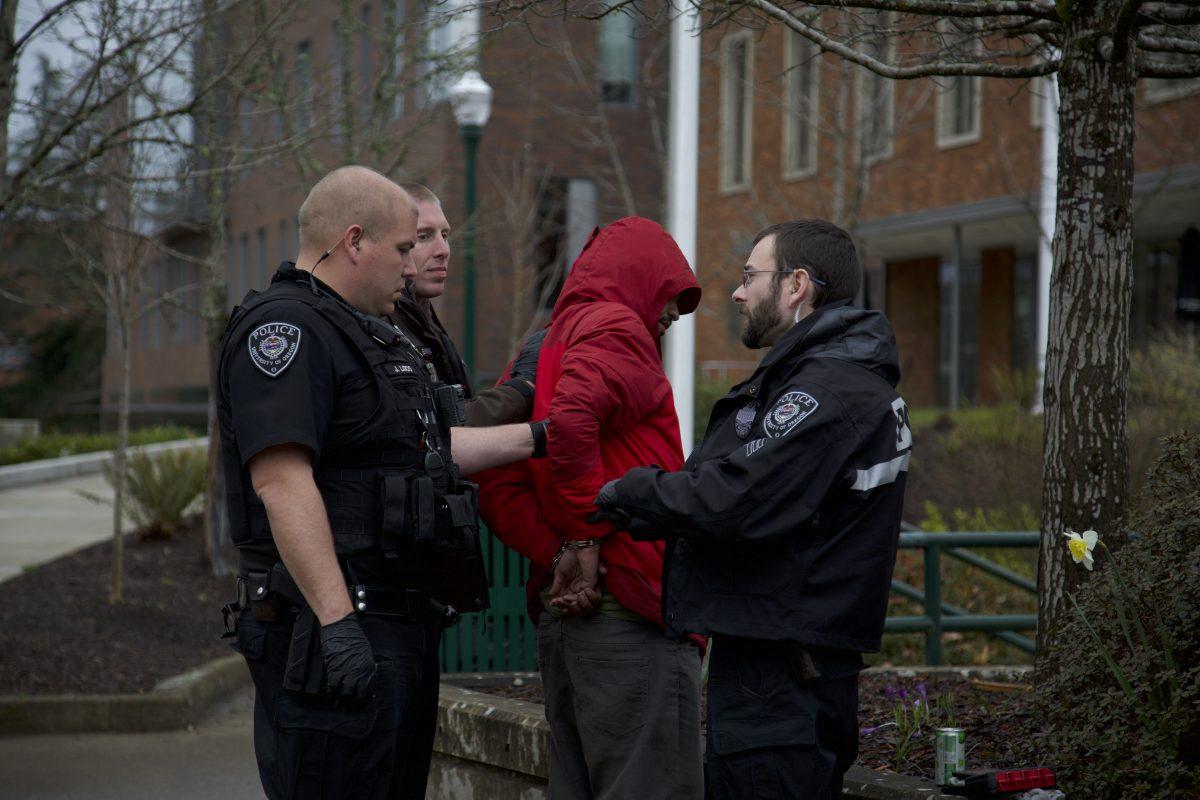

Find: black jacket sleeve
<box><xmin>615</xmin><ymin>383</ymin><xmax>863</xmax><ymax>542</ymax></box>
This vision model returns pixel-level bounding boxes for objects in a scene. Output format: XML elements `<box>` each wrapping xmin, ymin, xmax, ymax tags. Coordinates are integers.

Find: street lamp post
<box><xmin>448</xmin><ymin>71</ymin><xmax>492</xmax><ymax>380</ymax></box>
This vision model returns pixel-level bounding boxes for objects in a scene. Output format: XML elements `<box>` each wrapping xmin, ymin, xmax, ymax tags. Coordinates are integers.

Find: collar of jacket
<box><xmin>272</xmin><ymin>261</ymin><xmax>357</xmax><ymax>307</ymax></box>
<box><xmin>733</xmin><ymin>300</ymin><xmax>902</xmax><ymax>398</ymax></box>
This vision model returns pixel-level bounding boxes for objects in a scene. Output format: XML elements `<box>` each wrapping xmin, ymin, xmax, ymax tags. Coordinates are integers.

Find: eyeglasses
<box><xmin>740</xmin><ymin>268</ymin><xmax>828</xmax><ymax>290</ymax></box>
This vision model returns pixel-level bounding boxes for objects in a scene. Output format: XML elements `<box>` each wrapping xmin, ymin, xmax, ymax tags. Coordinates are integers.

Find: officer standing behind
<box><xmin>217</xmin><ymin>166</ymin><xmax>544</xmax><ymax>800</ymax></box>
<box><xmin>391</xmin><ymin>182</ymin><xmax>543</xmax><ymax>425</ymax></box>
<box><xmin>589</xmin><ymin>220</ymin><xmax>912</xmax><ymax>799</ymax></box>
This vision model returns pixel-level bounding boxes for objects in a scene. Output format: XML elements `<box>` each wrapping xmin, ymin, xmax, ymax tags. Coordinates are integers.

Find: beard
<box><xmin>741</xmin><ymin>282</ymin><xmax>786</xmax><ymax>349</ymax></box>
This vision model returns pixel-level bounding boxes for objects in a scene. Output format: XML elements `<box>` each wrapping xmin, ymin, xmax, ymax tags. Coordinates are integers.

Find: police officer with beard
<box><xmin>590</xmin><ymin>220</ymin><xmax>911</xmax><ymax>799</ymax></box>
<box><xmin>217</xmin><ymin>166</ymin><xmax>544</xmax><ymax>800</ymax></box>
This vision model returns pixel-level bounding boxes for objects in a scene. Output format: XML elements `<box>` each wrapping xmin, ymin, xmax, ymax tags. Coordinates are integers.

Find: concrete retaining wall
<box><xmin>431</xmin><ymin>679</ymin><xmax>959</xmax><ymax>800</ymax></box>
<box><xmin>0</xmin><ymin>437</ymin><xmax>208</xmax><ymax>490</ymax></box>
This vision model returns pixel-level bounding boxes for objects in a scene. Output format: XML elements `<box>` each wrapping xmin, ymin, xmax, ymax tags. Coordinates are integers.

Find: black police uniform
<box><xmin>612</xmin><ymin>301</ymin><xmax>911</xmax><ymax>799</ymax></box>
<box><xmin>217</xmin><ymin>263</ymin><xmax>488</xmax><ymax>800</ymax></box>
<box><xmin>390</xmin><ymin>294</ymin><xmax>540</xmax><ymax>427</ymax></box>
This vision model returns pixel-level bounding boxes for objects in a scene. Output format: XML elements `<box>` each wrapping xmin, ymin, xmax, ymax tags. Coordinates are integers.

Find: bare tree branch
<box><xmin>742</xmin><ymin>0</ymin><xmax>1058</xmax><ymax>79</ymax></box>
<box><xmin>1139</xmin><ymin>3</ymin><xmax>1200</xmax><ymax>27</ymax></box>
<box><xmin>770</xmin><ymin>0</ymin><xmax>1058</xmax><ymax>19</ymax></box>
<box><xmin>1139</xmin><ymin>31</ymin><xmax>1200</xmax><ymax>54</ymax></box>
<box><xmin>1139</xmin><ymin>53</ymin><xmax>1200</xmax><ymax>74</ymax></box>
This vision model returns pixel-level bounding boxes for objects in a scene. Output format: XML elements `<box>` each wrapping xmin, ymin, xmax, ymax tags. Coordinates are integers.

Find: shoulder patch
<box><xmin>763</xmin><ymin>390</ymin><xmax>818</xmax><ymax>439</ymax></box>
<box><xmin>248</xmin><ymin>322</ymin><xmax>302</xmax><ymax>377</ymax></box>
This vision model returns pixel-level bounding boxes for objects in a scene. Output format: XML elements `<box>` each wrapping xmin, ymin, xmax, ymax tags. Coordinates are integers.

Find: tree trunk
<box><xmin>199</xmin><ymin>0</ymin><xmax>235</xmax><ymax>576</ymax></box>
<box><xmin>1036</xmin><ymin>7</ymin><xmax>1137</xmax><ymax>666</ymax></box>
<box><xmin>111</xmin><ymin>297</ymin><xmax>132</xmax><ymax>603</ymax></box>
<box><xmin>0</xmin><ymin>0</ymin><xmax>17</xmax><ymax>196</ymax></box>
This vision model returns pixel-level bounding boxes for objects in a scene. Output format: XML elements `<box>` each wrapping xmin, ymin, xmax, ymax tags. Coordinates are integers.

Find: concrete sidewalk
<box><xmin>0</xmin><ymin>473</ymin><xmax>132</xmax><ymax>583</ymax></box>
<box><xmin>0</xmin><ymin>687</ymin><xmax>263</xmax><ymax>800</ymax></box>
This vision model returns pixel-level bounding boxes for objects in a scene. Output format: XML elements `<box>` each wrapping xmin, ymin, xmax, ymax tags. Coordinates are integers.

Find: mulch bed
<box><xmin>0</xmin><ymin>526</ymin><xmax>1036</xmax><ymax>782</ymax></box>
<box><xmin>475</xmin><ymin>672</ymin><xmax>1035</xmax><ymax>781</ymax></box>
<box><xmin>0</xmin><ymin>518</ymin><xmax>233</xmax><ymax>695</ymax></box>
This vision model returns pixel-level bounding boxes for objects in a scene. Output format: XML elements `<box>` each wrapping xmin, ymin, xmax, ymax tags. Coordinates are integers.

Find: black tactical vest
<box><xmin>218</xmin><ymin>276</ymin><xmax>489</xmax><ymax>612</ymax></box>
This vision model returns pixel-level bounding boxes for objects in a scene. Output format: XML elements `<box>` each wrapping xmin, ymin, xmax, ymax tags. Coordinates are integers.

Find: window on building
<box><xmin>1029</xmin><ymin>76</ymin><xmax>1054</xmax><ymax>130</ymax></box>
<box><xmin>189</xmin><ymin>262</ymin><xmax>202</xmax><ymax>345</ymax></box>
<box><xmin>858</xmin><ymin>12</ymin><xmax>893</xmax><ymax>163</ymax></box>
<box><xmin>532</xmin><ymin>179</ymin><xmax>568</xmax><ymax>311</ymax></box>
<box><xmin>388</xmin><ymin>0</ymin><xmax>406</xmax><ymax>120</ymax></box>
<box><xmin>360</xmin><ymin>4</ymin><xmax>373</xmax><ymax>116</ymax></box>
<box><xmin>238</xmin><ymin>95</ymin><xmax>255</xmax><ymax>144</ymax></box>
<box><xmin>270</xmin><ymin>62</ymin><xmax>284</xmax><ymax>142</ymax></box>
<box><xmin>936</xmin><ymin>22</ymin><xmax>982</xmax><ymax>148</ymax></box>
<box><xmin>256</xmin><ymin>227</ymin><xmax>267</xmax><ymax>288</ymax></box>
<box><xmin>295</xmin><ymin>40</ymin><xmax>313</xmax><ymax>131</ymax></box>
<box><xmin>240</xmin><ymin>233</ymin><xmax>250</xmax><ymax>296</ymax></box>
<box><xmin>331</xmin><ymin>22</ymin><xmax>346</xmax><ymax>139</ymax></box>
<box><xmin>279</xmin><ymin>220</ymin><xmax>290</xmax><ymax>265</ymax></box>
<box><xmin>782</xmin><ymin>31</ymin><xmax>819</xmax><ymax>179</ymax></box>
<box><xmin>721</xmin><ymin>32</ymin><xmax>754</xmax><ymax>192</ymax></box>
<box><xmin>416</xmin><ymin>0</ymin><xmax>453</xmax><ymax>108</ymax></box>
<box><xmin>599</xmin><ymin>10</ymin><xmax>637</xmax><ymax>105</ymax></box>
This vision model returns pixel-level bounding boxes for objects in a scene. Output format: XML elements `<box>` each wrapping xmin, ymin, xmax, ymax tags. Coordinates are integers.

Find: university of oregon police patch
<box><xmin>762</xmin><ymin>391</ymin><xmax>818</xmax><ymax>439</ymax></box>
<box><xmin>248</xmin><ymin>322</ymin><xmax>301</xmax><ymax>377</ymax></box>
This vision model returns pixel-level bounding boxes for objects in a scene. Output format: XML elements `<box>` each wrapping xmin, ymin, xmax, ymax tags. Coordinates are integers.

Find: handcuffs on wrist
<box><xmin>550</xmin><ymin>538</ymin><xmax>600</xmax><ymax>571</ymax></box>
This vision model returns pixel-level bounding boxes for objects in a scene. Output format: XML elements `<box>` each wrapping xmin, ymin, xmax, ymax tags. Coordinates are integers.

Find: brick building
<box><xmin>104</xmin><ymin>1</ymin><xmax>667</xmax><ymax>424</ymax></box>
<box><xmin>692</xmin><ymin>22</ymin><xmax>1200</xmax><ymax>408</ymax></box>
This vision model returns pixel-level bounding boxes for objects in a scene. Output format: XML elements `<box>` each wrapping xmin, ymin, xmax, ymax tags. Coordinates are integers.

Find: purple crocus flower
<box><xmin>898</xmin><ymin>688</ymin><xmax>908</xmax><ymax>701</ymax></box>
<box><xmin>886</xmin><ymin>685</ymin><xmax>897</xmax><ymax>701</ymax></box>
<box><xmin>917</xmin><ymin>683</ymin><xmax>927</xmax><ymax>701</ymax></box>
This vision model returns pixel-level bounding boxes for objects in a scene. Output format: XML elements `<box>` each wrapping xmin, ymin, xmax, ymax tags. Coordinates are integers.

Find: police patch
<box><xmin>248</xmin><ymin>322</ymin><xmax>302</xmax><ymax>378</ymax></box>
<box><xmin>734</xmin><ymin>401</ymin><xmax>759</xmax><ymax>439</ymax></box>
<box><xmin>762</xmin><ymin>391</ymin><xmax>818</xmax><ymax>439</ymax></box>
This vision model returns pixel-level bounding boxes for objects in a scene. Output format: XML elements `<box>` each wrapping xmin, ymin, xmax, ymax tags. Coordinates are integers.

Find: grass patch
<box><xmin>0</xmin><ymin>425</ymin><xmax>199</xmax><ymax>466</ymax></box>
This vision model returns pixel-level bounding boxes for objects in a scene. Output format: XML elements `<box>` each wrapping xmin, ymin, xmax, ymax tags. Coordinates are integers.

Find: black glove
<box><xmin>586</xmin><ymin>479</ymin><xmax>630</xmax><ymax>528</ymax></box>
<box><xmin>529</xmin><ymin>419</ymin><xmax>549</xmax><ymax>458</ymax></box>
<box><xmin>510</xmin><ymin>329</ymin><xmax>547</xmax><ymax>384</ymax></box>
<box><xmin>320</xmin><ymin>613</ymin><xmax>376</xmax><ymax>704</ymax></box>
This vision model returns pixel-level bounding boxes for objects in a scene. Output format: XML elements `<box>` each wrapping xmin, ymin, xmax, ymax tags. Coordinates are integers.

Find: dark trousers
<box><xmin>234</xmin><ymin>611</ymin><xmax>441</xmax><ymax>800</ymax></box>
<box><xmin>537</xmin><ymin>613</ymin><xmax>704</xmax><ymax>800</ymax></box>
<box><xmin>705</xmin><ymin>635</ymin><xmax>860</xmax><ymax>800</ymax></box>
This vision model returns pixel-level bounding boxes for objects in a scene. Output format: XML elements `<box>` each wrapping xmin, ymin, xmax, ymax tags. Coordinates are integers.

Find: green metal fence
<box><xmin>442</xmin><ymin>528</ymin><xmax>1041</xmax><ymax>672</ymax></box>
<box><xmin>885</xmin><ymin>530</ymin><xmax>1039</xmax><ymax>665</ymax></box>
<box><xmin>440</xmin><ymin>527</ymin><xmax>537</xmax><ymax>673</ymax></box>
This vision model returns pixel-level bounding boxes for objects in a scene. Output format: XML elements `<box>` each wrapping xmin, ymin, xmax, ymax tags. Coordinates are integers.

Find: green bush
<box><xmin>1015</xmin><ymin>433</ymin><xmax>1200</xmax><ymax>798</ymax></box>
<box><xmin>100</xmin><ymin>447</ymin><xmax>207</xmax><ymax>539</ymax></box>
<box><xmin>0</xmin><ymin>425</ymin><xmax>197</xmax><ymax>466</ymax></box>
<box><xmin>694</xmin><ymin>374</ymin><xmax>734</xmax><ymax>445</ymax></box>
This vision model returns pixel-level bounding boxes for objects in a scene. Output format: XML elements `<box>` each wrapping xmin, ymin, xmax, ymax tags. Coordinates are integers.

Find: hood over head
<box><xmin>767</xmin><ymin>300</ymin><xmax>901</xmax><ymax>386</ymax></box>
<box><xmin>550</xmin><ymin>217</ymin><xmax>701</xmax><ymax>340</ymax></box>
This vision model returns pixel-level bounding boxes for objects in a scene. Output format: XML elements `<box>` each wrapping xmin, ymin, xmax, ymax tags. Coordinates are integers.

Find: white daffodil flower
<box><xmin>1062</xmin><ymin>528</ymin><xmax>1098</xmax><ymax>571</ymax></box>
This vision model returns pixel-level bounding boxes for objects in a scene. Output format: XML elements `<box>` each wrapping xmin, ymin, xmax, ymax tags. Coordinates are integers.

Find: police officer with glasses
<box><xmin>590</xmin><ymin>219</ymin><xmax>911</xmax><ymax>800</ymax></box>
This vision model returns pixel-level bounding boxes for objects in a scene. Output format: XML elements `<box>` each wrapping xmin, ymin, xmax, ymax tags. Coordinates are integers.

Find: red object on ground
<box><xmin>945</xmin><ymin>767</ymin><xmax>1057</xmax><ymax>798</ymax></box>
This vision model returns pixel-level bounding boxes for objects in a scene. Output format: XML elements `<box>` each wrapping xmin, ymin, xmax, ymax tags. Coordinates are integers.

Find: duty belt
<box><xmin>223</xmin><ymin>562</ymin><xmax>460</xmax><ymax>634</ymax></box>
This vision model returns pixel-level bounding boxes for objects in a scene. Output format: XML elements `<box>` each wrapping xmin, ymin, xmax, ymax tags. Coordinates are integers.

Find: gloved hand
<box><xmin>510</xmin><ymin>329</ymin><xmax>547</xmax><ymax>384</ymax></box>
<box><xmin>586</xmin><ymin>479</ymin><xmax>630</xmax><ymax>528</ymax></box>
<box><xmin>320</xmin><ymin>613</ymin><xmax>377</xmax><ymax>704</ymax></box>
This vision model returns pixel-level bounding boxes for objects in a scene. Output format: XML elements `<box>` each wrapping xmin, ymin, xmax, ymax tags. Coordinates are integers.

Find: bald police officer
<box><xmin>218</xmin><ymin>166</ymin><xmax>543</xmax><ymax>800</ymax></box>
<box><xmin>591</xmin><ymin>219</ymin><xmax>911</xmax><ymax>799</ymax></box>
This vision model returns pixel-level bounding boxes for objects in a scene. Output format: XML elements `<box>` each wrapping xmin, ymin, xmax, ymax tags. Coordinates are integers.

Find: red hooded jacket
<box><xmin>475</xmin><ymin>217</ymin><xmax>701</xmax><ymax>631</ymax></box>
